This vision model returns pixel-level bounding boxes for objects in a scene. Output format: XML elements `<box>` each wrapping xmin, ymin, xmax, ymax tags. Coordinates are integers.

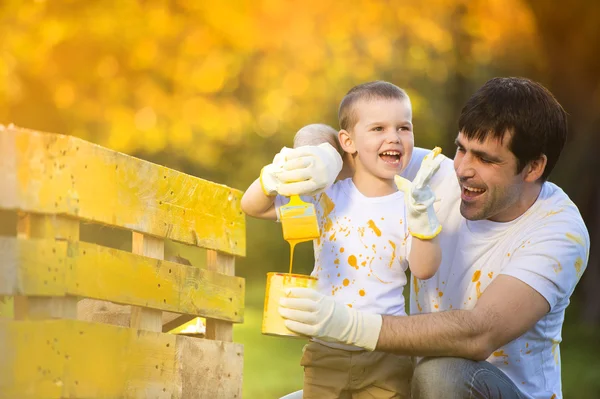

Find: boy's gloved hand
<box><xmin>259</xmin><ymin>147</ymin><xmax>293</xmax><ymax>196</ymax></box>
<box><xmin>279</xmin><ymin>287</ymin><xmax>382</xmax><ymax>351</ymax></box>
<box><xmin>394</xmin><ymin>147</ymin><xmax>444</xmax><ymax>239</ymax></box>
<box><xmin>277</xmin><ymin>143</ymin><xmax>343</xmax><ymax>196</ymax></box>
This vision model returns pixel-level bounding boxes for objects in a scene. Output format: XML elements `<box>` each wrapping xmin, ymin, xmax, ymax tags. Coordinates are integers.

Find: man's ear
<box><xmin>338</xmin><ymin>130</ymin><xmax>356</xmax><ymax>154</ymax></box>
<box><xmin>524</xmin><ymin>154</ymin><xmax>547</xmax><ymax>182</ymax></box>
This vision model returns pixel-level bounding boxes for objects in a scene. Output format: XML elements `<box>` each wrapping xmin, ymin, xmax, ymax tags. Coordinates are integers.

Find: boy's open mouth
<box><xmin>379</xmin><ymin>150</ymin><xmax>402</xmax><ymax>166</ymax></box>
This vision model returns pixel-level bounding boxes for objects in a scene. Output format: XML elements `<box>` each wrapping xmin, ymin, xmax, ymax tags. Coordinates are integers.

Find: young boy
<box><xmin>241</xmin><ymin>81</ymin><xmax>444</xmax><ymax>398</ymax></box>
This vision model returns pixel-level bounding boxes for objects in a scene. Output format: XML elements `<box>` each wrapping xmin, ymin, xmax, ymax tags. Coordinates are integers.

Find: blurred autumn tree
<box><xmin>1</xmin><ymin>0</ymin><xmax>598</xmax><ymax>322</ymax></box>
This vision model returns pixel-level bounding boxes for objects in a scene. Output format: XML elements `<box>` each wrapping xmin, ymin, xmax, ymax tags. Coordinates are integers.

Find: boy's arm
<box><xmin>240</xmin><ymin>178</ymin><xmax>278</xmax><ymax>220</ymax></box>
<box><xmin>397</xmin><ymin>147</ymin><xmax>444</xmax><ymax>279</ymax></box>
<box><xmin>408</xmin><ymin>236</ymin><xmax>441</xmax><ymax>280</ymax></box>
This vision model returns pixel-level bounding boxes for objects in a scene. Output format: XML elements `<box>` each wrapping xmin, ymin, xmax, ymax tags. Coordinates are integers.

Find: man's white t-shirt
<box><xmin>404</xmin><ymin>148</ymin><xmax>590</xmax><ymax>399</ymax></box>
<box><xmin>277</xmin><ymin>178</ymin><xmax>410</xmax><ymax>317</ymax></box>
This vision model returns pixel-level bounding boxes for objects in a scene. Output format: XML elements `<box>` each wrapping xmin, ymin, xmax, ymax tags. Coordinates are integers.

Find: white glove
<box><xmin>277</xmin><ymin>143</ymin><xmax>343</xmax><ymax>197</ymax></box>
<box><xmin>394</xmin><ymin>147</ymin><xmax>444</xmax><ymax>240</ymax></box>
<box><xmin>278</xmin><ymin>287</ymin><xmax>382</xmax><ymax>351</ymax></box>
<box><xmin>259</xmin><ymin>147</ymin><xmax>293</xmax><ymax>196</ymax></box>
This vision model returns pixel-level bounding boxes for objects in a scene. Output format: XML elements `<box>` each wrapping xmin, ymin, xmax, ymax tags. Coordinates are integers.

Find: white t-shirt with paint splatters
<box><xmin>277</xmin><ymin>178</ymin><xmax>410</xmax><ymax>318</ymax></box>
<box><xmin>406</xmin><ymin>148</ymin><xmax>590</xmax><ymax>399</ymax></box>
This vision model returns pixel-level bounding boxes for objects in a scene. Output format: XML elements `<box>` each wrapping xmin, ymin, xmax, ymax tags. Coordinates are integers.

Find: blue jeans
<box><xmin>411</xmin><ymin>357</ymin><xmax>528</xmax><ymax>399</ymax></box>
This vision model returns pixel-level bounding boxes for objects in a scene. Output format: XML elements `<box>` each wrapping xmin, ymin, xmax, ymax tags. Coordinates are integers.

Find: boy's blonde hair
<box><xmin>338</xmin><ymin>81</ymin><xmax>409</xmax><ymax>131</ymax></box>
<box><xmin>293</xmin><ymin>124</ymin><xmax>343</xmax><ymax>156</ymax></box>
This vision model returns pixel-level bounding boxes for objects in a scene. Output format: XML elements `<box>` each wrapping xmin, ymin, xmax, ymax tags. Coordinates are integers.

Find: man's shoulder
<box><xmin>519</xmin><ymin>182</ymin><xmax>589</xmax><ymax>246</ymax></box>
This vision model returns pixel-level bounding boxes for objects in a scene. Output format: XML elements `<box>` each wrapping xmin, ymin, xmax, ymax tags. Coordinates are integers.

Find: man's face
<box><xmin>453</xmin><ymin>131</ymin><xmax>529</xmax><ymax>222</ymax></box>
<box><xmin>346</xmin><ymin>98</ymin><xmax>414</xmax><ymax>181</ymax></box>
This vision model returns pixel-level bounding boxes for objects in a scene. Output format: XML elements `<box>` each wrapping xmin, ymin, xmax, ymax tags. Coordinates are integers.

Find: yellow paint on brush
<box><xmin>280</xmin><ymin>195</ymin><xmax>320</xmax><ymax>242</ymax></box>
<box><xmin>280</xmin><ymin>195</ymin><xmax>320</xmax><ymax>274</ymax></box>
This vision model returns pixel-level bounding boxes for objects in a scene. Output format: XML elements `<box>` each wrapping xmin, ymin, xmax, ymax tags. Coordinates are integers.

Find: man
<box><xmin>272</xmin><ymin>77</ymin><xmax>589</xmax><ymax>398</ymax></box>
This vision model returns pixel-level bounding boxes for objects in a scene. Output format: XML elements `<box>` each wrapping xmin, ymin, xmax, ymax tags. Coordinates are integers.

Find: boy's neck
<box><xmin>351</xmin><ymin>171</ymin><xmax>397</xmax><ymax>197</ymax></box>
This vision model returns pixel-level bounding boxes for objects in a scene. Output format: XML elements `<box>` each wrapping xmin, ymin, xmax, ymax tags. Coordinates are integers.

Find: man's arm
<box><xmin>377</xmin><ymin>274</ymin><xmax>549</xmax><ymax>359</ymax></box>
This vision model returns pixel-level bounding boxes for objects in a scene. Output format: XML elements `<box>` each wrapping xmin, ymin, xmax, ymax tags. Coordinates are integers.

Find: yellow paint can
<box><xmin>262</xmin><ymin>272</ymin><xmax>317</xmax><ymax>337</ymax></box>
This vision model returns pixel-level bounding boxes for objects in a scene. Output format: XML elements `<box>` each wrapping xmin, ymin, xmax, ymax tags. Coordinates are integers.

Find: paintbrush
<box><xmin>279</xmin><ymin>195</ymin><xmax>320</xmax><ymax>242</ymax></box>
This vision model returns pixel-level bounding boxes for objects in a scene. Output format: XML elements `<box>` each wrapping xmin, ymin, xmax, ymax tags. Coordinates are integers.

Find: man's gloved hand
<box><xmin>279</xmin><ymin>287</ymin><xmax>382</xmax><ymax>351</ymax></box>
<box><xmin>394</xmin><ymin>147</ymin><xmax>444</xmax><ymax>240</ymax></box>
<box><xmin>259</xmin><ymin>147</ymin><xmax>293</xmax><ymax>196</ymax></box>
<box><xmin>277</xmin><ymin>143</ymin><xmax>343</xmax><ymax>197</ymax></box>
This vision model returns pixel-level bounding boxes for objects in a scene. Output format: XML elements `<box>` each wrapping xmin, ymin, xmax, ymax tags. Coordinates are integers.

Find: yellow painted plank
<box><xmin>0</xmin><ymin>126</ymin><xmax>245</xmax><ymax>256</ymax></box>
<box><xmin>130</xmin><ymin>232</ymin><xmax>164</xmax><ymax>332</ymax></box>
<box><xmin>13</xmin><ymin>213</ymin><xmax>79</xmax><ymax>320</ymax></box>
<box><xmin>0</xmin><ymin>319</ymin><xmax>243</xmax><ymax>398</ymax></box>
<box><xmin>205</xmin><ymin>250</ymin><xmax>235</xmax><ymax>342</ymax></box>
<box><xmin>0</xmin><ymin>237</ymin><xmax>244</xmax><ymax>323</ymax></box>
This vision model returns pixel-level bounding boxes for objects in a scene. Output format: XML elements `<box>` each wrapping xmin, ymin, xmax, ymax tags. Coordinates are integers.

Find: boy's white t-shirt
<box><xmin>277</xmin><ymin>178</ymin><xmax>410</xmax><ymax>318</ymax></box>
<box><xmin>406</xmin><ymin>147</ymin><xmax>590</xmax><ymax>399</ymax></box>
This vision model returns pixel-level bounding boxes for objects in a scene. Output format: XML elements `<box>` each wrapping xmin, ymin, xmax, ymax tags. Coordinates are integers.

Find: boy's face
<box><xmin>340</xmin><ymin>98</ymin><xmax>414</xmax><ymax>181</ymax></box>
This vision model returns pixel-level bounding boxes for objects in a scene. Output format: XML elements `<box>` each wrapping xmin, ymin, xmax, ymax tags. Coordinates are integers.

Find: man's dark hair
<box><xmin>458</xmin><ymin>77</ymin><xmax>568</xmax><ymax>181</ymax></box>
<box><xmin>338</xmin><ymin>81</ymin><xmax>409</xmax><ymax>131</ymax></box>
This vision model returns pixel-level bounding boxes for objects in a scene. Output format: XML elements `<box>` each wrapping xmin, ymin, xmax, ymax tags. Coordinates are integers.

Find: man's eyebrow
<box><xmin>454</xmin><ymin>138</ymin><xmax>502</xmax><ymax>162</ymax></box>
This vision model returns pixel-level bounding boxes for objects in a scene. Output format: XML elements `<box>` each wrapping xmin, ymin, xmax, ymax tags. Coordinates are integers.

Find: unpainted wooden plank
<box><xmin>0</xmin><ymin>237</ymin><xmax>244</xmax><ymax>322</ymax></box>
<box><xmin>0</xmin><ymin>126</ymin><xmax>245</xmax><ymax>256</ymax></box>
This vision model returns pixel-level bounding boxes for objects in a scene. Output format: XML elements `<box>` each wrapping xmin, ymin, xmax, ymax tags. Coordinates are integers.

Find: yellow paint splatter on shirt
<box><xmin>320</xmin><ymin>193</ymin><xmax>335</xmax><ymax>218</ymax></box>
<box><xmin>334</xmin><ymin>258</ymin><xmax>340</xmax><ymax>265</ymax></box>
<box><xmin>413</xmin><ymin>275</ymin><xmax>420</xmax><ymax>295</ymax></box>
<box><xmin>359</xmin><ymin>289</ymin><xmax>366</xmax><ymax>297</ymax></box>
<box><xmin>543</xmin><ymin>209</ymin><xmax>564</xmax><ymax>218</ymax></box>
<box><xmin>551</xmin><ymin>339</ymin><xmax>560</xmax><ymax>365</ymax></box>
<box><xmin>575</xmin><ymin>257</ymin><xmax>584</xmax><ymax>277</ymax></box>
<box><xmin>566</xmin><ymin>232</ymin><xmax>585</xmax><ymax>246</ymax></box>
<box><xmin>488</xmin><ymin>272</ymin><xmax>494</xmax><ymax>279</ymax></box>
<box><xmin>438</xmin><ymin>291</ymin><xmax>444</xmax><ymax>297</ymax></box>
<box><xmin>553</xmin><ymin>260</ymin><xmax>563</xmax><ymax>274</ymax></box>
<box><xmin>388</xmin><ymin>240</ymin><xmax>396</xmax><ymax>268</ymax></box>
<box><xmin>493</xmin><ymin>350</ymin><xmax>508</xmax><ymax>358</ymax></box>
<box><xmin>340</xmin><ymin>247</ymin><xmax>345</xmax><ymax>253</ymax></box>
<box><xmin>367</xmin><ymin>220</ymin><xmax>382</xmax><ymax>237</ymax></box>
<box><xmin>472</xmin><ymin>270</ymin><xmax>481</xmax><ymax>282</ymax></box>
<box><xmin>343</xmin><ymin>278</ymin><xmax>350</xmax><ymax>286</ymax></box>
<box><xmin>476</xmin><ymin>281</ymin><xmax>482</xmax><ymax>299</ymax></box>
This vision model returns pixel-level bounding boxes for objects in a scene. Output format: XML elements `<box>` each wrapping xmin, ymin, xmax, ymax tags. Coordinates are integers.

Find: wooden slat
<box><xmin>0</xmin><ymin>237</ymin><xmax>244</xmax><ymax>323</ymax></box>
<box><xmin>205</xmin><ymin>250</ymin><xmax>235</xmax><ymax>342</ymax></box>
<box><xmin>13</xmin><ymin>213</ymin><xmax>79</xmax><ymax>320</ymax></box>
<box><xmin>0</xmin><ymin>126</ymin><xmax>245</xmax><ymax>256</ymax></box>
<box><xmin>130</xmin><ymin>232</ymin><xmax>164</xmax><ymax>332</ymax></box>
<box><xmin>0</xmin><ymin>319</ymin><xmax>243</xmax><ymax>398</ymax></box>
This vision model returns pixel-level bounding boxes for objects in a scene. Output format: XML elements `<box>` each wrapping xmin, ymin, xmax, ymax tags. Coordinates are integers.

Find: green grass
<box><xmin>234</xmin><ymin>306</ymin><xmax>306</xmax><ymax>398</ymax></box>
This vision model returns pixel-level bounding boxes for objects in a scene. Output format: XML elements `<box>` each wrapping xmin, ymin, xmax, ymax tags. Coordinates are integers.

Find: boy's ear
<box><xmin>338</xmin><ymin>130</ymin><xmax>356</xmax><ymax>154</ymax></box>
